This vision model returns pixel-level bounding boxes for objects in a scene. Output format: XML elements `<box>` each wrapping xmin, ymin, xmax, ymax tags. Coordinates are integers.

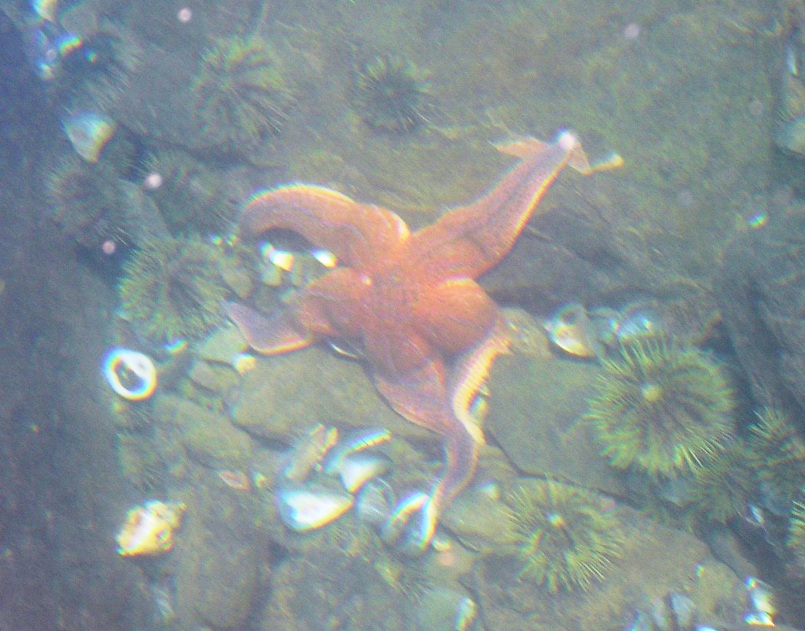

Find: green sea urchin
<box><xmin>508</xmin><ymin>479</ymin><xmax>624</xmax><ymax>592</ymax></box>
<box><xmin>47</xmin><ymin>156</ymin><xmax>129</xmax><ymax>249</ymax></box>
<box><xmin>787</xmin><ymin>498</ymin><xmax>805</xmax><ymax>575</ymax></box>
<box><xmin>119</xmin><ymin>237</ymin><xmax>227</xmax><ymax>342</ymax></box>
<box><xmin>586</xmin><ymin>335</ymin><xmax>734</xmax><ymax>478</ymax></box>
<box><xmin>686</xmin><ymin>440</ymin><xmax>755</xmax><ymax>524</ymax></box>
<box><xmin>142</xmin><ymin>150</ymin><xmax>237</xmax><ymax>237</ymax></box>
<box><xmin>748</xmin><ymin>407</ymin><xmax>805</xmax><ymax>511</ymax></box>
<box><xmin>354</xmin><ymin>54</ymin><xmax>431</xmax><ymax>134</ymax></box>
<box><xmin>191</xmin><ymin>36</ymin><xmax>295</xmax><ymax>152</ymax></box>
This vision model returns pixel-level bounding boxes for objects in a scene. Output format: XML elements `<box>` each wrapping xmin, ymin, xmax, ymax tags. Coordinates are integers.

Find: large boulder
<box><xmin>715</xmin><ymin>212</ymin><xmax>805</xmax><ymax>418</ymax></box>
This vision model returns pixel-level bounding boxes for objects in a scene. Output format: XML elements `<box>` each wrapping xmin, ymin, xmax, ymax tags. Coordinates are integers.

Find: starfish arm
<box><xmin>293</xmin><ymin>267</ymin><xmax>370</xmax><ymax>340</ymax></box>
<box><xmin>239</xmin><ymin>185</ymin><xmax>410</xmax><ymax>269</ymax></box>
<box><xmin>227</xmin><ymin>267</ymin><xmax>370</xmax><ymax>354</ymax></box>
<box><xmin>374</xmin><ymin>359</ymin><xmax>480</xmax><ymax>549</ymax></box>
<box><xmin>226</xmin><ymin>302</ymin><xmax>313</xmax><ymax>354</ymax></box>
<box><xmin>409</xmin><ymin>131</ymin><xmax>588</xmax><ymax>279</ymax></box>
<box><xmin>449</xmin><ymin>313</ymin><xmax>511</xmax><ymax>445</ymax></box>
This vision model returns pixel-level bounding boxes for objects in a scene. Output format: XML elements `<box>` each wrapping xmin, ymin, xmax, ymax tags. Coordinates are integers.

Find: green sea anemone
<box><xmin>748</xmin><ymin>407</ymin><xmax>805</xmax><ymax>511</ymax></box>
<box><xmin>119</xmin><ymin>237</ymin><xmax>227</xmax><ymax>342</ymax></box>
<box><xmin>191</xmin><ymin>36</ymin><xmax>295</xmax><ymax>152</ymax></box>
<box><xmin>142</xmin><ymin>150</ymin><xmax>237</xmax><ymax>237</ymax></box>
<box><xmin>508</xmin><ymin>479</ymin><xmax>624</xmax><ymax>592</ymax></box>
<box><xmin>354</xmin><ymin>54</ymin><xmax>431</xmax><ymax>134</ymax></box>
<box><xmin>586</xmin><ymin>335</ymin><xmax>734</xmax><ymax>478</ymax></box>
<box><xmin>686</xmin><ymin>439</ymin><xmax>755</xmax><ymax>524</ymax></box>
<box><xmin>47</xmin><ymin>156</ymin><xmax>130</xmax><ymax>249</ymax></box>
<box><xmin>787</xmin><ymin>498</ymin><xmax>805</xmax><ymax>574</ymax></box>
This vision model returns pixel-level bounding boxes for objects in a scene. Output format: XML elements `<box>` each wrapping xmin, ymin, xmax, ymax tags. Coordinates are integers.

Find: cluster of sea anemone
<box><xmin>354</xmin><ymin>54</ymin><xmax>431</xmax><ymax>134</ymax></box>
<box><xmin>191</xmin><ymin>36</ymin><xmax>295</xmax><ymax>152</ymax></box>
<box><xmin>118</xmin><ymin>236</ymin><xmax>228</xmax><ymax>342</ymax></box>
<box><xmin>507</xmin><ymin>479</ymin><xmax>624</xmax><ymax>593</ymax></box>
<box><xmin>585</xmin><ymin>334</ymin><xmax>734</xmax><ymax>478</ymax></box>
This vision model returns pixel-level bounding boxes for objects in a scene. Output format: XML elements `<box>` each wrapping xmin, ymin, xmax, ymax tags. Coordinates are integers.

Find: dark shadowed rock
<box><xmin>715</xmin><ymin>212</ymin><xmax>805</xmax><ymax>417</ymax></box>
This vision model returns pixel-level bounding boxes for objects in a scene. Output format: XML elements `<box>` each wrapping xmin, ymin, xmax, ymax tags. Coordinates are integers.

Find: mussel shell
<box><xmin>336</xmin><ymin>451</ymin><xmax>392</xmax><ymax>493</ymax></box>
<box><xmin>615</xmin><ymin>303</ymin><xmax>662</xmax><ymax>343</ymax></box>
<box><xmin>276</xmin><ymin>482</ymin><xmax>354</xmax><ymax>532</ymax></box>
<box><xmin>322</xmin><ymin>427</ymin><xmax>392</xmax><ymax>492</ymax></box>
<box><xmin>545</xmin><ymin>303</ymin><xmax>602</xmax><ymax>358</ymax></box>
<box><xmin>355</xmin><ymin>478</ymin><xmax>396</xmax><ymax>527</ymax></box>
<box><xmin>280</xmin><ymin>423</ymin><xmax>338</xmax><ymax>484</ymax></box>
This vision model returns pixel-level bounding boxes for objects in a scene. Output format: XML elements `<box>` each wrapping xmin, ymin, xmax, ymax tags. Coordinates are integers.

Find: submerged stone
<box><xmin>485</xmin><ymin>353</ymin><xmax>625</xmax><ymax>496</ymax></box>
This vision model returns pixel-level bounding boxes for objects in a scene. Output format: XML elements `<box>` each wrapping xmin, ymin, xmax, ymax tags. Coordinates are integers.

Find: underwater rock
<box><xmin>466</xmin><ymin>506</ymin><xmax>746</xmax><ymax>630</ymax></box>
<box><xmin>714</xmin><ymin>212</ymin><xmax>805</xmax><ymax>417</ymax></box>
<box><xmin>117</xmin><ymin>180</ymin><xmax>171</xmax><ymax>244</ymax></box>
<box><xmin>174</xmin><ymin>487</ymin><xmax>262</xmax><ymax>629</ymax></box>
<box><xmin>230</xmin><ymin>346</ymin><xmax>432</xmax><ymax>442</ymax></box>
<box><xmin>440</xmin><ymin>484</ymin><xmax>516</xmax><ymax>553</ymax></box>
<box><xmin>196</xmin><ymin>325</ymin><xmax>249</xmax><ymax>365</ymax></box>
<box><xmin>479</xmin><ymin>198</ymin><xmax>637</xmax><ymax>310</ymax></box>
<box><xmin>414</xmin><ymin>587</ymin><xmax>476</xmax><ymax>631</ymax></box>
<box><xmin>154</xmin><ymin>393</ymin><xmax>253</xmax><ymax>469</ymax></box>
<box><xmin>187</xmin><ymin>359</ymin><xmax>240</xmax><ymax>394</ymax></box>
<box><xmin>141</xmin><ymin>149</ymin><xmax>239</xmax><ymax>237</ymax></box>
<box><xmin>485</xmin><ymin>353</ymin><xmax>626</xmax><ymax>496</ymax></box>
<box><xmin>255</xmin><ymin>518</ymin><xmax>411</xmax><ymax>630</ymax></box>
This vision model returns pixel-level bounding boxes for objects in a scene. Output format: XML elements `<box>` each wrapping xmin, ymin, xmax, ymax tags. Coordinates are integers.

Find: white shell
<box><xmin>276</xmin><ymin>483</ymin><xmax>354</xmax><ymax>531</ymax></box>
<box><xmin>103</xmin><ymin>348</ymin><xmax>158</xmax><ymax>400</ymax></box>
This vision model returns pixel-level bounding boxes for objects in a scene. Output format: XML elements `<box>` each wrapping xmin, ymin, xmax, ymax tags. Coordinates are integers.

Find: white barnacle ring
<box><xmin>103</xmin><ymin>348</ymin><xmax>158</xmax><ymax>401</ymax></box>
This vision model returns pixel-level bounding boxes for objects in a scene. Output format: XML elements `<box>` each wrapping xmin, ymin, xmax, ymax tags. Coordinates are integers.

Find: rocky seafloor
<box><xmin>3</xmin><ymin>0</ymin><xmax>805</xmax><ymax>629</ymax></box>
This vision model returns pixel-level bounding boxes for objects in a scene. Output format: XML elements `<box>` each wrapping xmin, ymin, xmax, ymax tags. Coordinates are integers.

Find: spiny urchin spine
<box><xmin>586</xmin><ymin>335</ymin><xmax>734</xmax><ymax>478</ymax></box>
<box><xmin>508</xmin><ymin>479</ymin><xmax>624</xmax><ymax>592</ymax></box>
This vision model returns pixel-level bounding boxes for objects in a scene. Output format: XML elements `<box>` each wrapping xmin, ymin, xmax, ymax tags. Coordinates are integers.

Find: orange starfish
<box><xmin>228</xmin><ymin>131</ymin><xmax>616</xmax><ymax>550</ymax></box>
